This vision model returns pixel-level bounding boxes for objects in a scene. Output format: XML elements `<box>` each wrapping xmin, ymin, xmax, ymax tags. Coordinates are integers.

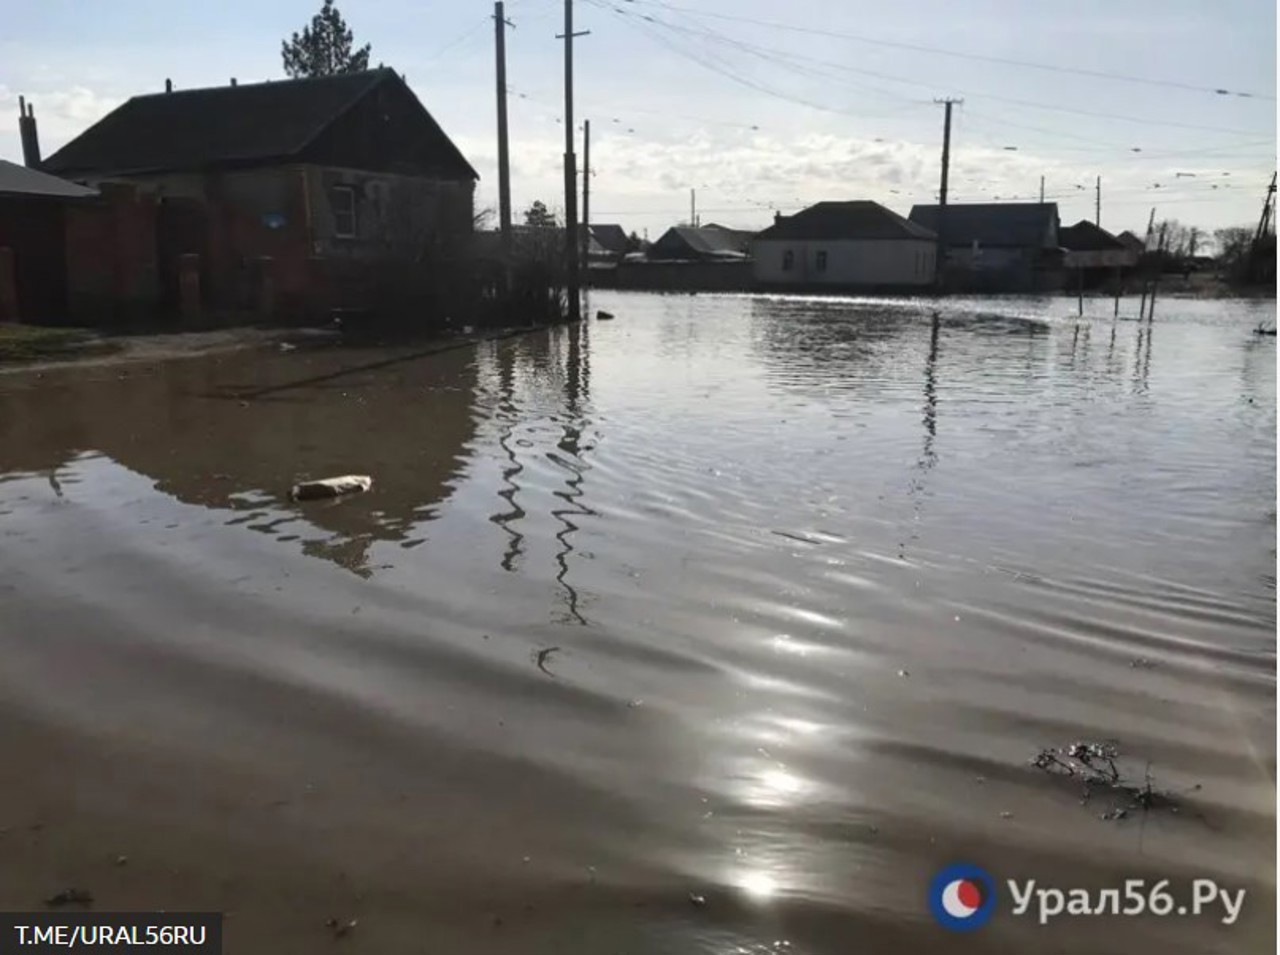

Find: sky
<box><xmin>1</xmin><ymin>0</ymin><xmax>1275</xmax><ymax>242</ymax></box>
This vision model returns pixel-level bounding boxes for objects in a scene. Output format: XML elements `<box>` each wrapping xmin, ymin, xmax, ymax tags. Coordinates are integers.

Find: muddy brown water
<box><xmin>0</xmin><ymin>293</ymin><xmax>1274</xmax><ymax>954</ymax></box>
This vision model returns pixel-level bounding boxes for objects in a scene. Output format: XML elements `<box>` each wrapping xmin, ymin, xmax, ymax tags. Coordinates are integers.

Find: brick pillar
<box><xmin>178</xmin><ymin>253</ymin><xmax>201</xmax><ymax>324</ymax></box>
<box><xmin>0</xmin><ymin>248</ymin><xmax>18</xmax><ymax>323</ymax></box>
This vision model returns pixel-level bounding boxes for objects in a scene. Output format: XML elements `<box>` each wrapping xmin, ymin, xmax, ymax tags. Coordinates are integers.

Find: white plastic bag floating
<box><xmin>290</xmin><ymin>474</ymin><xmax>373</xmax><ymax>501</ymax></box>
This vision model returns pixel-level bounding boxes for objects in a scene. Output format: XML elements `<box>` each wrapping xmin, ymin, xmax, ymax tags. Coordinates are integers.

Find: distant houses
<box><xmin>752</xmin><ymin>201</ymin><xmax>937</xmax><ymax>291</ymax></box>
<box><xmin>1059</xmin><ymin>219</ymin><xmax>1140</xmax><ymax>288</ymax></box>
<box><xmin>909</xmin><ymin>202</ymin><xmax>1063</xmax><ymax>292</ymax></box>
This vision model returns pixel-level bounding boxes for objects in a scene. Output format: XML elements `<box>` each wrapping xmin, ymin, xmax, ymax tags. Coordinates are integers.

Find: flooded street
<box><xmin>0</xmin><ymin>292</ymin><xmax>1274</xmax><ymax>953</ymax></box>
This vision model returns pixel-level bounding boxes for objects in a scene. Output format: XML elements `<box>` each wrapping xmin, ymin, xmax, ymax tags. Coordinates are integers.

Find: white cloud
<box><xmin>0</xmin><ymin>84</ymin><xmax>122</xmax><ymax>160</ymax></box>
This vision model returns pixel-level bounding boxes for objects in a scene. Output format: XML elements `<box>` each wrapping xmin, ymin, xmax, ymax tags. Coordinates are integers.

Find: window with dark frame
<box><xmin>816</xmin><ymin>250</ymin><xmax>827</xmax><ymax>272</ymax></box>
<box><xmin>331</xmin><ymin>185</ymin><xmax>357</xmax><ymax>238</ymax></box>
<box><xmin>782</xmin><ymin>249</ymin><xmax>794</xmax><ymax>271</ymax></box>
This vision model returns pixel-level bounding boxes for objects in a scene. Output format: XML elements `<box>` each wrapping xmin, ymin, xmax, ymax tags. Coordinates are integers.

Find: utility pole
<box><xmin>557</xmin><ymin>0</ymin><xmax>589</xmax><ymax>322</ymax></box>
<box><xmin>933</xmin><ymin>98</ymin><xmax>962</xmax><ymax>289</ymax></box>
<box><xmin>494</xmin><ymin>2</ymin><xmax>513</xmax><ymax>256</ymax></box>
<box><xmin>1252</xmin><ymin>172</ymin><xmax>1276</xmax><ymax>245</ymax></box>
<box><xmin>1249</xmin><ymin>171</ymin><xmax>1276</xmax><ymax>283</ymax></box>
<box><xmin>1039</xmin><ymin>175</ymin><xmax>1045</xmax><ymax>204</ymax></box>
<box><xmin>1095</xmin><ymin>175</ymin><xmax>1102</xmax><ymax>226</ymax></box>
<box><xmin>690</xmin><ymin>188</ymin><xmax>696</xmax><ymax>227</ymax></box>
<box><xmin>581</xmin><ymin>119</ymin><xmax>590</xmax><ymax>271</ymax></box>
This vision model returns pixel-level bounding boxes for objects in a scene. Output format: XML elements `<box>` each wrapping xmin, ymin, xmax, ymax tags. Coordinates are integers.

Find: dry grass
<box><xmin>0</xmin><ymin>325</ymin><xmax>122</xmax><ymax>363</ymax></box>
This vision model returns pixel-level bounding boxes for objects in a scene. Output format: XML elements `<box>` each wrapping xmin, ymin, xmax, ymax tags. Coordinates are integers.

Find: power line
<box><xmin>624</xmin><ymin>0</ymin><xmax>1276</xmax><ymax>100</ymax></box>
<box><xmin>585</xmin><ymin>0</ymin><xmax>932</xmax><ymax>122</ymax></box>
<box><xmin>613</xmin><ymin>3</ymin><xmax>1270</xmax><ymax>137</ymax></box>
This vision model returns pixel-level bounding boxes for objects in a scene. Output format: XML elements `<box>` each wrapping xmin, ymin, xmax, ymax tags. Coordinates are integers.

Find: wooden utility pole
<box><xmin>581</xmin><ymin>119</ymin><xmax>590</xmax><ymax>271</ymax></box>
<box><xmin>933</xmin><ymin>98</ymin><xmax>962</xmax><ymax>289</ymax></box>
<box><xmin>1148</xmin><ymin>221</ymin><xmax>1168</xmax><ymax>320</ymax></box>
<box><xmin>1252</xmin><ymin>172</ymin><xmax>1276</xmax><ymax>245</ymax></box>
<box><xmin>1138</xmin><ymin>207</ymin><xmax>1156</xmax><ymax>319</ymax></box>
<box><xmin>557</xmin><ymin>0</ymin><xmax>589</xmax><ymax>322</ymax></box>
<box><xmin>494</xmin><ymin>2</ymin><xmax>513</xmax><ymax>255</ymax></box>
<box><xmin>1095</xmin><ymin>175</ymin><xmax>1101</xmax><ymax>226</ymax></box>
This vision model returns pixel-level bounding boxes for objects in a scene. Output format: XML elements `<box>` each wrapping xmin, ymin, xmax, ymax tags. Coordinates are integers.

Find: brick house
<box><xmin>0</xmin><ymin>158</ymin><xmax>98</xmax><ymax>323</ymax></box>
<box><xmin>41</xmin><ymin>69</ymin><xmax>478</xmax><ymax>322</ymax></box>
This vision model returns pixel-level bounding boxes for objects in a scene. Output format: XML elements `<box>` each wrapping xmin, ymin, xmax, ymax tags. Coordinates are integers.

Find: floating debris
<box><xmin>688</xmin><ymin>892</ymin><xmax>707</xmax><ymax>907</ymax></box>
<box><xmin>324</xmin><ymin>917</ymin><xmax>358</xmax><ymax>939</ymax></box>
<box><xmin>290</xmin><ymin>475</ymin><xmax>373</xmax><ymax>502</ymax></box>
<box><xmin>534</xmin><ymin>646</ymin><xmax>561</xmax><ymax>677</ymax></box>
<box><xmin>896</xmin><ymin>669</ymin><xmax>909</xmax><ymax>678</ymax></box>
<box><xmin>1128</xmin><ymin>657</ymin><xmax>1156</xmax><ymax>669</ymax></box>
<box><xmin>1033</xmin><ymin>740</ymin><xmax>1173</xmax><ymax>818</ymax></box>
<box><xmin>113</xmin><ymin>855</ymin><xmax>128</xmax><ymax>867</ymax></box>
<box><xmin>596</xmin><ymin>310</ymin><xmax>616</xmax><ymax>321</ymax></box>
<box><xmin>45</xmin><ymin>888</ymin><xmax>93</xmax><ymax>907</ymax></box>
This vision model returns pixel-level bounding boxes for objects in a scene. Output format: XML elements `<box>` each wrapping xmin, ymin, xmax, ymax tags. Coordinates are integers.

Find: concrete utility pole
<box><xmin>494</xmin><ymin>2</ymin><xmax>513</xmax><ymax>255</ymax></box>
<box><xmin>558</xmin><ymin>0</ymin><xmax>589</xmax><ymax>322</ymax></box>
<box><xmin>581</xmin><ymin>119</ymin><xmax>590</xmax><ymax>270</ymax></box>
<box><xmin>689</xmin><ymin>188</ymin><xmax>695</xmax><ymax>227</ymax></box>
<box><xmin>1039</xmin><ymin>175</ymin><xmax>1045</xmax><ymax>204</ymax></box>
<box><xmin>1095</xmin><ymin>175</ymin><xmax>1102</xmax><ymax>226</ymax></box>
<box><xmin>933</xmin><ymin>97</ymin><xmax>962</xmax><ymax>289</ymax></box>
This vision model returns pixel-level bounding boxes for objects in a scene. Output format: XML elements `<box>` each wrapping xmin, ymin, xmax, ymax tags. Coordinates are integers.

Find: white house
<box><xmin>752</xmin><ymin>200</ymin><xmax>937</xmax><ymax>289</ymax></box>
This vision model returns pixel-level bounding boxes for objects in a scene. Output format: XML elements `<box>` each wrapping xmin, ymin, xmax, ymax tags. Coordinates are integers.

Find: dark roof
<box><xmin>1116</xmin><ymin>230</ymin><xmax>1146</xmax><ymax>252</ymax></box>
<box><xmin>909</xmin><ymin>202</ymin><xmax>1059</xmax><ymax>248</ymax></box>
<box><xmin>0</xmin><ymin>158</ymin><xmax>98</xmax><ymax>198</ymax></box>
<box><xmin>587</xmin><ymin>223</ymin><xmax>629</xmax><ymax>254</ymax></box>
<box><xmin>1059</xmin><ymin>220</ymin><xmax>1126</xmax><ymax>252</ymax></box>
<box><xmin>756</xmin><ymin>200</ymin><xmax>934</xmax><ymax>242</ymax></box>
<box><xmin>42</xmin><ymin>69</ymin><xmax>476</xmax><ymax>180</ymax></box>
<box><xmin>649</xmin><ymin>225</ymin><xmax>753</xmax><ymax>259</ymax></box>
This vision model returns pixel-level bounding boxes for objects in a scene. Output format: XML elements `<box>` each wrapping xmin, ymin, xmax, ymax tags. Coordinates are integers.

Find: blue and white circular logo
<box><xmin>929</xmin><ymin>863</ymin><xmax>996</xmax><ymax>931</ymax></box>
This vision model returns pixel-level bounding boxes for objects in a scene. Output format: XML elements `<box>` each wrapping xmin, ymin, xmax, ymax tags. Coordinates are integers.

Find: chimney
<box><xmin>17</xmin><ymin>96</ymin><xmax>41</xmax><ymax>168</ymax></box>
<box><xmin>773</xmin><ymin>211</ymin><xmax>782</xmax><ymax>225</ymax></box>
<box><xmin>230</xmin><ymin>77</ymin><xmax>237</xmax><ymax>86</ymax></box>
<box><xmin>165</xmin><ymin>78</ymin><xmax>173</xmax><ymax>93</ymax></box>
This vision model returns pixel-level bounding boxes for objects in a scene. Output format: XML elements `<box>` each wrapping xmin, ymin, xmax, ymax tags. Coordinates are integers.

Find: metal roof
<box><xmin>909</xmin><ymin>202</ymin><xmax>1059</xmax><ymax>248</ymax></box>
<box><xmin>0</xmin><ymin>159</ymin><xmax>98</xmax><ymax>199</ymax></box>
<box><xmin>756</xmin><ymin>200</ymin><xmax>934</xmax><ymax>242</ymax></box>
<box><xmin>42</xmin><ymin>69</ymin><xmax>476</xmax><ymax>180</ymax></box>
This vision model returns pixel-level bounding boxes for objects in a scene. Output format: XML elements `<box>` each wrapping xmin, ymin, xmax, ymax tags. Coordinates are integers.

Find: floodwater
<box><xmin>0</xmin><ymin>292</ymin><xmax>1274</xmax><ymax>954</ymax></box>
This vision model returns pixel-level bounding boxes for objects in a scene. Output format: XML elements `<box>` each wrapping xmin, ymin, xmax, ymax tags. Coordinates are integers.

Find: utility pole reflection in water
<box><xmin>551</xmin><ymin>320</ymin><xmax>595</xmax><ymax>624</ymax></box>
<box><xmin>490</xmin><ymin>342</ymin><xmax>526</xmax><ymax>572</ymax></box>
<box><xmin>903</xmin><ymin>312</ymin><xmax>942</xmax><ymax>560</ymax></box>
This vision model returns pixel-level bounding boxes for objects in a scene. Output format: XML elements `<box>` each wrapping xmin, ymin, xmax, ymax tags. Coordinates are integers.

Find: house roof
<box><xmin>909</xmin><ymin>202</ymin><xmax>1059</xmax><ymax>248</ymax></box>
<box><xmin>650</xmin><ymin>225</ymin><xmax>753</xmax><ymax>258</ymax></box>
<box><xmin>587</xmin><ymin>223</ymin><xmax>629</xmax><ymax>254</ymax></box>
<box><xmin>756</xmin><ymin>200</ymin><xmax>935</xmax><ymax>242</ymax></box>
<box><xmin>1116</xmin><ymin>230</ymin><xmax>1146</xmax><ymax>252</ymax></box>
<box><xmin>1059</xmin><ymin>220</ymin><xmax>1126</xmax><ymax>252</ymax></box>
<box><xmin>42</xmin><ymin>69</ymin><xmax>476</xmax><ymax>180</ymax></box>
<box><xmin>0</xmin><ymin>158</ymin><xmax>98</xmax><ymax>198</ymax></box>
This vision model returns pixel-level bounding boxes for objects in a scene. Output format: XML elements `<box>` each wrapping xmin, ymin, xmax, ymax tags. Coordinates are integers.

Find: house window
<box><xmin>782</xmin><ymin>249</ymin><xmax>794</xmax><ymax>271</ymax></box>
<box><xmin>815</xmin><ymin>250</ymin><xmax>827</xmax><ymax>272</ymax></box>
<box><xmin>331</xmin><ymin>185</ymin><xmax>357</xmax><ymax>238</ymax></box>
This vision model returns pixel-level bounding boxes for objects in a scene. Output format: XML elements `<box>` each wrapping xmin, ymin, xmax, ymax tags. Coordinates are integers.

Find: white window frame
<box><xmin>331</xmin><ymin>185</ymin><xmax>357</xmax><ymax>239</ymax></box>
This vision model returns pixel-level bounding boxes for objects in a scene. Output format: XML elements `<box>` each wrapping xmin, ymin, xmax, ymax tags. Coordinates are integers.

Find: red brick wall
<box><xmin>65</xmin><ymin>183</ymin><xmax>159</xmax><ymax>326</ymax></box>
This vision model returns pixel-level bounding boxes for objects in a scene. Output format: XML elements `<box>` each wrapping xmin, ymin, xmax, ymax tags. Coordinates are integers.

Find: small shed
<box><xmin>0</xmin><ymin>159</ymin><xmax>98</xmax><ymax>323</ymax></box>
